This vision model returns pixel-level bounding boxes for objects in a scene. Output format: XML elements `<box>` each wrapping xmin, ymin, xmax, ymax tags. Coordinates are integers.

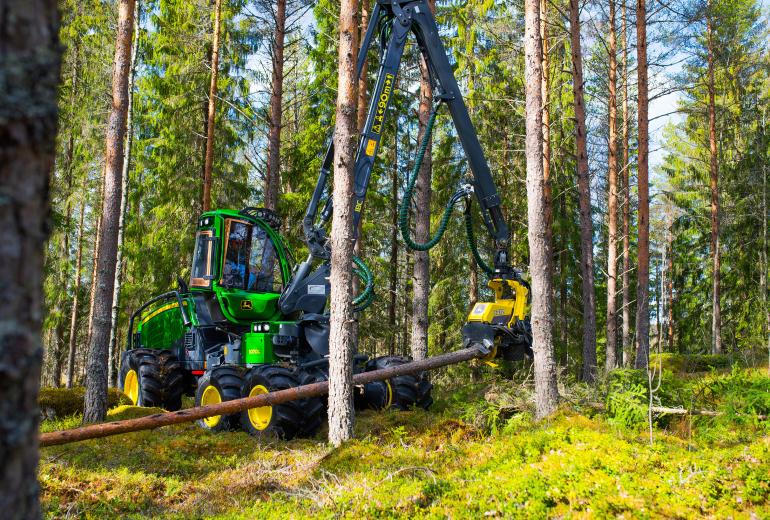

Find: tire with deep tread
<box><xmin>240</xmin><ymin>365</ymin><xmax>322</xmax><ymax>440</ymax></box>
<box><xmin>119</xmin><ymin>349</ymin><xmax>186</xmax><ymax>410</ymax></box>
<box><xmin>366</xmin><ymin>355</ymin><xmax>433</xmax><ymax>411</ymax></box>
<box><xmin>157</xmin><ymin>350</ymin><xmax>185</xmax><ymax>411</ymax></box>
<box><xmin>194</xmin><ymin>365</ymin><xmax>244</xmax><ymax>432</ymax></box>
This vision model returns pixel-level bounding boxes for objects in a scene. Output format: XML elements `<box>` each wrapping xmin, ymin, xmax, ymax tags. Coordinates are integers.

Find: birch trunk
<box><xmin>84</xmin><ymin>0</ymin><xmax>136</xmax><ymax>423</ymax></box>
<box><xmin>606</xmin><ymin>0</ymin><xmax>619</xmax><ymax>371</ymax></box>
<box><xmin>569</xmin><ymin>0</ymin><xmax>597</xmax><ymax>382</ymax></box>
<box><xmin>327</xmin><ymin>0</ymin><xmax>358</xmax><ymax>446</ymax></box>
<box><xmin>621</xmin><ymin>0</ymin><xmax>632</xmax><ymax>366</ymax></box>
<box><xmin>524</xmin><ymin>0</ymin><xmax>559</xmax><ymax>418</ymax></box>
<box><xmin>634</xmin><ymin>0</ymin><xmax>651</xmax><ymax>369</ymax></box>
<box><xmin>0</xmin><ymin>0</ymin><xmax>61</xmax><ymax>515</ymax></box>
<box><xmin>706</xmin><ymin>7</ymin><xmax>722</xmax><ymax>355</ymax></box>
<box><xmin>201</xmin><ymin>0</ymin><xmax>221</xmax><ymax>212</ymax></box>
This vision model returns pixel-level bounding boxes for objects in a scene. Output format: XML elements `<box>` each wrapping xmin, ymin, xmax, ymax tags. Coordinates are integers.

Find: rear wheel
<box><xmin>365</xmin><ymin>356</ymin><xmax>433</xmax><ymax>411</ymax></box>
<box><xmin>240</xmin><ymin>366</ymin><xmax>322</xmax><ymax>440</ymax></box>
<box><xmin>195</xmin><ymin>366</ymin><xmax>244</xmax><ymax>432</ymax></box>
<box><xmin>119</xmin><ymin>349</ymin><xmax>185</xmax><ymax>410</ymax></box>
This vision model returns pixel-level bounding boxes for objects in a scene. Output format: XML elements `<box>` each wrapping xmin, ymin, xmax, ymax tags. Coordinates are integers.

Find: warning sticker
<box><xmin>365</xmin><ymin>138</ymin><xmax>377</xmax><ymax>156</ymax></box>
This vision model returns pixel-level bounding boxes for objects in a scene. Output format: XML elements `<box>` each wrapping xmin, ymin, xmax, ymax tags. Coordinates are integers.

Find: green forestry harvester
<box><xmin>119</xmin><ymin>0</ymin><xmax>532</xmax><ymax>439</ymax></box>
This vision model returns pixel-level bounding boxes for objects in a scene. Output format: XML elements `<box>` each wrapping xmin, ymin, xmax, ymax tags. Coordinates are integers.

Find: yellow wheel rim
<box><xmin>384</xmin><ymin>380</ymin><xmax>394</xmax><ymax>409</ymax></box>
<box><xmin>200</xmin><ymin>385</ymin><xmax>223</xmax><ymax>428</ymax></box>
<box><xmin>124</xmin><ymin>369</ymin><xmax>139</xmax><ymax>405</ymax></box>
<box><xmin>247</xmin><ymin>385</ymin><xmax>272</xmax><ymax>430</ymax></box>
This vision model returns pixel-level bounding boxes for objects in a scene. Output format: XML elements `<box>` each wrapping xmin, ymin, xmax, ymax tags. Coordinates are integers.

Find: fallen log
<box><xmin>587</xmin><ymin>402</ymin><xmax>767</xmax><ymax>420</ymax></box>
<box><xmin>40</xmin><ymin>346</ymin><xmax>485</xmax><ymax>447</ymax></box>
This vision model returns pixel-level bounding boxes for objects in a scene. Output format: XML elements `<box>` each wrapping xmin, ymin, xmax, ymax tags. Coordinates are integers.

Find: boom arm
<box><xmin>280</xmin><ymin>0</ymin><xmax>512</xmax><ymax>315</ymax></box>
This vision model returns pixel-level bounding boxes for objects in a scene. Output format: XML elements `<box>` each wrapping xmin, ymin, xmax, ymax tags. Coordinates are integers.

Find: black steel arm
<box><xmin>282</xmin><ymin>0</ymin><xmax>513</xmax><ymax>315</ymax></box>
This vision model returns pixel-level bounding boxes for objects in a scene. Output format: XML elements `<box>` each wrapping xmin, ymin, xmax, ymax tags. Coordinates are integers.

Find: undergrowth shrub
<box><xmin>650</xmin><ymin>353</ymin><xmax>730</xmax><ymax>374</ymax></box>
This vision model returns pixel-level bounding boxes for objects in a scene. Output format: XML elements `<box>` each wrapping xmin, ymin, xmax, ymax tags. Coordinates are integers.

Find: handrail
<box><xmin>127</xmin><ymin>290</ymin><xmax>191</xmax><ymax>349</ymax></box>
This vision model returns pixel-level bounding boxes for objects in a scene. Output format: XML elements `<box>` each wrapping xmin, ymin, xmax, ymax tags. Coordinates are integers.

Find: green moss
<box><xmin>650</xmin><ymin>353</ymin><xmax>730</xmax><ymax>374</ymax></box>
<box><xmin>38</xmin><ymin>369</ymin><xmax>770</xmax><ymax>519</ymax></box>
<box><xmin>39</xmin><ymin>387</ymin><xmax>131</xmax><ymax>420</ymax></box>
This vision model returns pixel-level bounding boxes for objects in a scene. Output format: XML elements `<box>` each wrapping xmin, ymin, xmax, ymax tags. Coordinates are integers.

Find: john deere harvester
<box><xmin>120</xmin><ymin>0</ymin><xmax>532</xmax><ymax>440</ymax></box>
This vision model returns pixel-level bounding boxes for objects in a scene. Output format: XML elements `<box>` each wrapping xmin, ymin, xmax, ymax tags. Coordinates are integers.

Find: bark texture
<box><xmin>201</xmin><ymin>0</ymin><xmax>222</xmax><ymax>212</ymax></box>
<box><xmin>0</xmin><ymin>0</ymin><xmax>61</xmax><ymax>516</ymax></box>
<box><xmin>411</xmin><ymin>0</ymin><xmax>435</xmax><ymax>362</ymax></box>
<box><xmin>524</xmin><ymin>0</ymin><xmax>559</xmax><ymax>418</ymax></box>
<box><xmin>634</xmin><ymin>0</ymin><xmax>651</xmax><ymax>369</ymax></box>
<box><xmin>605</xmin><ymin>0</ymin><xmax>619</xmax><ymax>371</ymax></box>
<box><xmin>327</xmin><ymin>0</ymin><xmax>358</xmax><ymax>446</ymax></box>
<box><xmin>706</xmin><ymin>9</ymin><xmax>721</xmax><ymax>355</ymax></box>
<box><xmin>84</xmin><ymin>0</ymin><xmax>136</xmax><ymax>423</ymax></box>
<box><xmin>621</xmin><ymin>0</ymin><xmax>632</xmax><ymax>366</ymax></box>
<box><xmin>264</xmin><ymin>0</ymin><xmax>286</xmax><ymax>211</ymax></box>
<box><xmin>388</xmin><ymin>125</ymin><xmax>399</xmax><ymax>356</ymax></box>
<box><xmin>108</xmin><ymin>0</ymin><xmax>140</xmax><ymax>388</ymax></box>
<box><xmin>540</xmin><ymin>0</ymin><xmax>552</xmax><ymax>244</ymax></box>
<box><xmin>569</xmin><ymin>0</ymin><xmax>597</xmax><ymax>382</ymax></box>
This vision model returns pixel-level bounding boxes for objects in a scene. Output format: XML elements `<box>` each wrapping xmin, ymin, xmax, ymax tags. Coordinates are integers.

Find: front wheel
<box><xmin>240</xmin><ymin>366</ymin><xmax>322</xmax><ymax>440</ymax></box>
<box><xmin>119</xmin><ymin>349</ymin><xmax>184</xmax><ymax>410</ymax></box>
<box><xmin>194</xmin><ymin>366</ymin><xmax>244</xmax><ymax>432</ymax></box>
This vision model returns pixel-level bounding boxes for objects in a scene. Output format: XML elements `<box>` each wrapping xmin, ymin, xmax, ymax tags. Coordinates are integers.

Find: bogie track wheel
<box><xmin>240</xmin><ymin>366</ymin><xmax>322</xmax><ymax>440</ymax></box>
<box><xmin>194</xmin><ymin>366</ymin><xmax>244</xmax><ymax>432</ymax></box>
<box><xmin>119</xmin><ymin>348</ymin><xmax>184</xmax><ymax>409</ymax></box>
<box><xmin>365</xmin><ymin>356</ymin><xmax>433</xmax><ymax>411</ymax></box>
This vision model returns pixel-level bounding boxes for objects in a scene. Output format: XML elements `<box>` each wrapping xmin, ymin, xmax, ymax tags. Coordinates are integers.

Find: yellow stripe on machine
<box><xmin>141</xmin><ymin>301</ymin><xmax>188</xmax><ymax>324</ymax></box>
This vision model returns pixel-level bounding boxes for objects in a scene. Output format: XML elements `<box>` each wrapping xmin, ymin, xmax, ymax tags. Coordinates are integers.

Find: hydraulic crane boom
<box><xmin>279</xmin><ymin>0</ymin><xmax>532</xmax><ymax>363</ymax></box>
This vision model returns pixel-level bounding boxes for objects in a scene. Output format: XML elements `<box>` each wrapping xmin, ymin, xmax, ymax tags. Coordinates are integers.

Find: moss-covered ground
<box><xmin>40</xmin><ymin>363</ymin><xmax>770</xmax><ymax>519</ymax></box>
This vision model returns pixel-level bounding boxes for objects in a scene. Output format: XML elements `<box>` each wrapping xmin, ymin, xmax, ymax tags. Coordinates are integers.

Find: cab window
<box><xmin>221</xmin><ymin>220</ymin><xmax>283</xmax><ymax>293</ymax></box>
<box><xmin>190</xmin><ymin>230</ymin><xmax>213</xmax><ymax>288</ymax></box>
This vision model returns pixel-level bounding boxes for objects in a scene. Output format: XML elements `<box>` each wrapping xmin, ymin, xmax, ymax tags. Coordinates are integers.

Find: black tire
<box><xmin>118</xmin><ymin>348</ymin><xmax>185</xmax><ymax>410</ymax></box>
<box><xmin>194</xmin><ymin>366</ymin><xmax>244</xmax><ymax>432</ymax></box>
<box><xmin>366</xmin><ymin>356</ymin><xmax>433</xmax><ymax>411</ymax></box>
<box><xmin>240</xmin><ymin>365</ymin><xmax>323</xmax><ymax>440</ymax></box>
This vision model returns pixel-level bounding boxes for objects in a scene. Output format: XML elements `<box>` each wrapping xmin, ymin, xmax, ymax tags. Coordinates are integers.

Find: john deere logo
<box><xmin>240</xmin><ymin>300</ymin><xmax>253</xmax><ymax>310</ymax></box>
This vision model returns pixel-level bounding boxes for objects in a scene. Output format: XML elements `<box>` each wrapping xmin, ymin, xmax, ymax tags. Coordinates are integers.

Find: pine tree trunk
<box><xmin>706</xmin><ymin>9</ymin><xmax>721</xmax><ymax>355</ymax></box>
<box><xmin>410</xmin><ymin>0</ymin><xmax>435</xmax><ymax>362</ymax></box>
<box><xmin>540</xmin><ymin>0</ymin><xmax>552</xmax><ymax>245</ymax></box>
<box><xmin>0</xmin><ymin>1</ymin><xmax>61</xmax><ymax>515</ymax></box>
<box><xmin>605</xmin><ymin>0</ymin><xmax>619</xmax><ymax>371</ymax></box>
<box><xmin>388</xmin><ymin>123</ymin><xmax>399</xmax><ymax>356</ymax></box>
<box><xmin>84</xmin><ymin>0</ymin><xmax>136</xmax><ymax>423</ymax></box>
<box><xmin>524</xmin><ymin>0</ymin><xmax>559</xmax><ymax>418</ymax></box>
<box><xmin>201</xmin><ymin>0</ymin><xmax>221</xmax><ymax>212</ymax></box>
<box><xmin>634</xmin><ymin>0</ymin><xmax>651</xmax><ymax>369</ymax></box>
<box><xmin>108</xmin><ymin>0</ymin><xmax>139</xmax><ymax>388</ymax></box>
<box><xmin>569</xmin><ymin>0</ymin><xmax>597</xmax><ymax>382</ymax></box>
<box><xmin>328</xmin><ymin>0</ymin><xmax>358</xmax><ymax>446</ymax></box>
<box><xmin>265</xmin><ymin>0</ymin><xmax>286</xmax><ymax>211</ymax></box>
<box><xmin>86</xmin><ymin>213</ymin><xmax>102</xmax><ymax>358</ymax></box>
<box><xmin>67</xmin><ymin>202</ymin><xmax>86</xmax><ymax>388</ymax></box>
<box><xmin>621</xmin><ymin>0</ymin><xmax>632</xmax><ymax>366</ymax></box>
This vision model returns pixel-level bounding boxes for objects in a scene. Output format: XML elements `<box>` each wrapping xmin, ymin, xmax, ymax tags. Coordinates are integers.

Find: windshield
<box><xmin>190</xmin><ymin>230</ymin><xmax>213</xmax><ymax>288</ymax></box>
<box><xmin>221</xmin><ymin>220</ymin><xmax>283</xmax><ymax>293</ymax></box>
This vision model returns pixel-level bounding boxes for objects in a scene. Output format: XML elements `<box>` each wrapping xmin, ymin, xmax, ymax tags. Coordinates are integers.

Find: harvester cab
<box><xmin>119</xmin><ymin>0</ymin><xmax>530</xmax><ymax>440</ymax></box>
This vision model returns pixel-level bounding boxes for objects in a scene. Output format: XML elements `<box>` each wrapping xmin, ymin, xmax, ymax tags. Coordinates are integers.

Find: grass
<box><xmin>39</xmin><ymin>365</ymin><xmax>770</xmax><ymax>519</ymax></box>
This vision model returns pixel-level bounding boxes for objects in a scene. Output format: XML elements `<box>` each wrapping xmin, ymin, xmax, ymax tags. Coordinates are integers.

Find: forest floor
<box><xmin>39</xmin><ymin>357</ymin><xmax>770</xmax><ymax>519</ymax></box>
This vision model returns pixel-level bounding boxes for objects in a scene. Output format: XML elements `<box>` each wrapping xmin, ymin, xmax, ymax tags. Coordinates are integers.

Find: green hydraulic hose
<box><xmin>464</xmin><ymin>200</ymin><xmax>495</xmax><ymax>276</ymax></box>
<box><xmin>399</xmin><ymin>106</ymin><xmax>466</xmax><ymax>252</ymax></box>
<box><xmin>352</xmin><ymin>255</ymin><xmax>375</xmax><ymax>311</ymax></box>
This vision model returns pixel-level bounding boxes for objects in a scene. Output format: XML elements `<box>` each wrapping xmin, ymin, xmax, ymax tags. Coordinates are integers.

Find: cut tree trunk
<box><xmin>327</xmin><ymin>0</ymin><xmax>358</xmax><ymax>447</ymax></box>
<box><xmin>201</xmin><ymin>0</ymin><xmax>222</xmax><ymax>212</ymax></box>
<box><xmin>411</xmin><ymin>0</ymin><xmax>435</xmax><ymax>362</ymax></box>
<box><xmin>606</xmin><ymin>0</ymin><xmax>619</xmax><ymax>371</ymax></box>
<box><xmin>524</xmin><ymin>0</ymin><xmax>559</xmax><ymax>418</ymax></box>
<box><xmin>108</xmin><ymin>0</ymin><xmax>140</xmax><ymax>388</ymax></box>
<box><xmin>569</xmin><ymin>0</ymin><xmax>597</xmax><ymax>382</ymax></box>
<box><xmin>706</xmin><ymin>8</ymin><xmax>721</xmax><ymax>355</ymax></box>
<box><xmin>634</xmin><ymin>0</ymin><xmax>651</xmax><ymax>369</ymax></box>
<box><xmin>621</xmin><ymin>0</ymin><xmax>632</xmax><ymax>366</ymax></box>
<box><xmin>83</xmin><ymin>0</ymin><xmax>136</xmax><ymax>423</ymax></box>
<box><xmin>67</xmin><ymin>202</ymin><xmax>86</xmax><ymax>388</ymax></box>
<box><xmin>265</xmin><ymin>0</ymin><xmax>286</xmax><ymax>211</ymax></box>
<box><xmin>0</xmin><ymin>0</ymin><xmax>62</xmax><ymax>515</ymax></box>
